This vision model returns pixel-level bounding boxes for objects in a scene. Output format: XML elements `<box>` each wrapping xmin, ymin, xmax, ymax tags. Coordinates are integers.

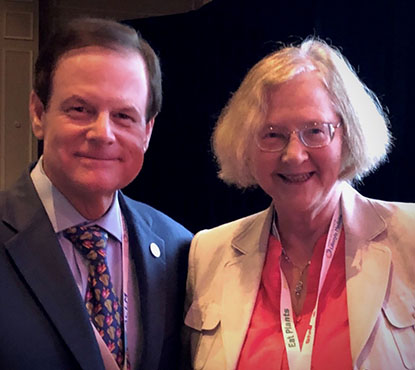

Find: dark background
<box><xmin>123</xmin><ymin>0</ymin><xmax>415</xmax><ymax>233</ymax></box>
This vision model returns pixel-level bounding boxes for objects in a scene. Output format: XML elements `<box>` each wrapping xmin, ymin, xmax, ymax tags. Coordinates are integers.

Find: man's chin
<box><xmin>55</xmin><ymin>177</ymin><xmax>117</xmax><ymax>199</ymax></box>
<box><xmin>75</xmin><ymin>180</ymin><xmax>121</xmax><ymax>196</ymax></box>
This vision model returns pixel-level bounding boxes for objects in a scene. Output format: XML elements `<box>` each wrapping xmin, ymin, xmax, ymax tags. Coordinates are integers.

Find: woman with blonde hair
<box><xmin>183</xmin><ymin>38</ymin><xmax>415</xmax><ymax>370</ymax></box>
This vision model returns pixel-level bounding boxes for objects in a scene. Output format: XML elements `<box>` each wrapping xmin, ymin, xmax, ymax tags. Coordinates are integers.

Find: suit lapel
<box><xmin>119</xmin><ymin>194</ymin><xmax>167</xmax><ymax>370</ymax></box>
<box><xmin>341</xmin><ymin>185</ymin><xmax>391</xmax><ymax>365</ymax></box>
<box><xmin>3</xmin><ymin>171</ymin><xmax>104</xmax><ymax>370</ymax></box>
<box><xmin>221</xmin><ymin>207</ymin><xmax>273</xmax><ymax>369</ymax></box>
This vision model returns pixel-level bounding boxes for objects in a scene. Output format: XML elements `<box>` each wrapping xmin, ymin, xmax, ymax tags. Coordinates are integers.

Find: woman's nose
<box><xmin>281</xmin><ymin>133</ymin><xmax>309</xmax><ymax>164</ymax></box>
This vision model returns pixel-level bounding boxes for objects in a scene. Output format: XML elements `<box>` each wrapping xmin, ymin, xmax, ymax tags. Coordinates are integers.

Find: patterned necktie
<box><xmin>63</xmin><ymin>225</ymin><xmax>125</xmax><ymax>367</ymax></box>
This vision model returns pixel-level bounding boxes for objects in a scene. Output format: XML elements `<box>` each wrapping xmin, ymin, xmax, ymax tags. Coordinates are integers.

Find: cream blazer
<box><xmin>183</xmin><ymin>183</ymin><xmax>415</xmax><ymax>370</ymax></box>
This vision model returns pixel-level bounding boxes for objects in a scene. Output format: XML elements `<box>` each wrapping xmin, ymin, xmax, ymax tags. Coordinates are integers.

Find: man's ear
<box><xmin>143</xmin><ymin>116</ymin><xmax>155</xmax><ymax>152</ymax></box>
<box><xmin>30</xmin><ymin>91</ymin><xmax>46</xmax><ymax>140</ymax></box>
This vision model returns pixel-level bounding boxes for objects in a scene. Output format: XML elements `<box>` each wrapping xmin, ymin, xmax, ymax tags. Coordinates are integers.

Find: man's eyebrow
<box><xmin>118</xmin><ymin>105</ymin><xmax>140</xmax><ymax>113</ymax></box>
<box><xmin>61</xmin><ymin>95</ymin><xmax>90</xmax><ymax>105</ymax></box>
<box><xmin>60</xmin><ymin>96</ymin><xmax>144</xmax><ymax>119</ymax></box>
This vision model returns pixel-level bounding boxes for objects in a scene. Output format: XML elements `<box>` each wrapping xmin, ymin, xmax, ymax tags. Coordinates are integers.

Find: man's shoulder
<box><xmin>0</xmin><ymin>189</ymin><xmax>6</xmax><ymax>207</ymax></box>
<box><xmin>0</xmin><ymin>169</ymin><xmax>43</xmax><ymax>228</ymax></box>
<box><xmin>0</xmin><ymin>190</ymin><xmax>8</xmax><ymax>228</ymax></box>
<box><xmin>119</xmin><ymin>193</ymin><xmax>193</xmax><ymax>240</ymax></box>
<box><xmin>0</xmin><ymin>182</ymin><xmax>46</xmax><ymax>248</ymax></box>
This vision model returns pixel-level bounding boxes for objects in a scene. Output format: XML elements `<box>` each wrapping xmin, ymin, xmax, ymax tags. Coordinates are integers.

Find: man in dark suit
<box><xmin>0</xmin><ymin>18</ymin><xmax>192</xmax><ymax>370</ymax></box>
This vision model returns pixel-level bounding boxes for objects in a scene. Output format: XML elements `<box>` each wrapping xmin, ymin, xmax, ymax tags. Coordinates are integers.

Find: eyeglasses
<box><xmin>255</xmin><ymin>122</ymin><xmax>342</xmax><ymax>152</ymax></box>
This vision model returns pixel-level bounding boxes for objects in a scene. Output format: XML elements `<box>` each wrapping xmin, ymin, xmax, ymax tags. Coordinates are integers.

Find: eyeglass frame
<box><xmin>255</xmin><ymin>121</ymin><xmax>343</xmax><ymax>152</ymax></box>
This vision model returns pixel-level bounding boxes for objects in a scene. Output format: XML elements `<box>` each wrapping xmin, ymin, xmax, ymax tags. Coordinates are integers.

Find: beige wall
<box><xmin>0</xmin><ymin>0</ymin><xmax>210</xmax><ymax>190</ymax></box>
<box><xmin>0</xmin><ymin>0</ymin><xmax>39</xmax><ymax>190</ymax></box>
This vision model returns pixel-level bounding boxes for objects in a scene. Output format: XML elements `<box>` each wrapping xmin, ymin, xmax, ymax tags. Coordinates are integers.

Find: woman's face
<box><xmin>250</xmin><ymin>72</ymin><xmax>344</xmax><ymax>216</ymax></box>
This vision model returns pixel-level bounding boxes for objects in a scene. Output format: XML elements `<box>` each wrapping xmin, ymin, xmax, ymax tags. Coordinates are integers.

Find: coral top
<box><xmin>237</xmin><ymin>230</ymin><xmax>352</xmax><ymax>370</ymax></box>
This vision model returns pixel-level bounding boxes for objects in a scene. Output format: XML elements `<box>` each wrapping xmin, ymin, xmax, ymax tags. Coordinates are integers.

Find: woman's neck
<box><xmin>275</xmin><ymin>186</ymin><xmax>342</xmax><ymax>264</ymax></box>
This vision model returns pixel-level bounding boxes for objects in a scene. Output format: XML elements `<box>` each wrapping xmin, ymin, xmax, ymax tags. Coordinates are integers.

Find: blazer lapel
<box><xmin>3</xmin><ymin>172</ymin><xmax>103</xmax><ymax>370</ymax></box>
<box><xmin>221</xmin><ymin>206</ymin><xmax>273</xmax><ymax>369</ymax></box>
<box><xmin>119</xmin><ymin>195</ymin><xmax>167</xmax><ymax>370</ymax></box>
<box><xmin>341</xmin><ymin>185</ymin><xmax>391</xmax><ymax>365</ymax></box>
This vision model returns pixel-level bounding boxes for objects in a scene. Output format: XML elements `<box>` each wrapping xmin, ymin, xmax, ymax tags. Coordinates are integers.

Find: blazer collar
<box><xmin>231</xmin><ymin>205</ymin><xmax>274</xmax><ymax>255</ymax></box>
<box><xmin>341</xmin><ymin>183</ymin><xmax>391</xmax><ymax>365</ymax></box>
<box><xmin>219</xmin><ymin>206</ymin><xmax>273</xmax><ymax>369</ymax></box>
<box><xmin>3</xmin><ymin>170</ymin><xmax>104</xmax><ymax>370</ymax></box>
<box><xmin>341</xmin><ymin>183</ymin><xmax>387</xmax><ymax>241</ymax></box>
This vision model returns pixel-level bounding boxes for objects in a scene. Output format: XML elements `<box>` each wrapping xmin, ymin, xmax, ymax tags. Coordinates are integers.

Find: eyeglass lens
<box><xmin>256</xmin><ymin>123</ymin><xmax>335</xmax><ymax>151</ymax></box>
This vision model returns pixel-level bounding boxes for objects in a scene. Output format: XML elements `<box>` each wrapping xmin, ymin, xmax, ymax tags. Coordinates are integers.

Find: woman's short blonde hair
<box><xmin>212</xmin><ymin>37</ymin><xmax>392</xmax><ymax>188</ymax></box>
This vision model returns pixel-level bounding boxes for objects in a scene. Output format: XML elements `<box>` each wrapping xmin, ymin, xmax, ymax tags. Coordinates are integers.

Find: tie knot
<box><xmin>63</xmin><ymin>225</ymin><xmax>109</xmax><ymax>262</ymax></box>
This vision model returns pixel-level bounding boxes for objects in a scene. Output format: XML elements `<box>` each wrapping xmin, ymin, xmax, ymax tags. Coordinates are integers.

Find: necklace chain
<box><xmin>281</xmin><ymin>248</ymin><xmax>311</xmax><ymax>296</ymax></box>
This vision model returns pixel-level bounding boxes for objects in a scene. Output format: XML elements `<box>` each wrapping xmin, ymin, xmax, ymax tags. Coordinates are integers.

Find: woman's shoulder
<box><xmin>193</xmin><ymin>207</ymin><xmax>271</xmax><ymax>246</ymax></box>
<box><xmin>187</xmin><ymin>207</ymin><xmax>272</xmax><ymax>271</ymax></box>
<box><xmin>342</xmin><ymin>183</ymin><xmax>415</xmax><ymax>230</ymax></box>
<box><xmin>369</xmin><ymin>197</ymin><xmax>415</xmax><ymax>229</ymax></box>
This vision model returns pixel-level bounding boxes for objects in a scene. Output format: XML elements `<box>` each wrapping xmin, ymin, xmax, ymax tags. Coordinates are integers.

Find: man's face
<box><xmin>31</xmin><ymin>46</ymin><xmax>154</xmax><ymax>204</ymax></box>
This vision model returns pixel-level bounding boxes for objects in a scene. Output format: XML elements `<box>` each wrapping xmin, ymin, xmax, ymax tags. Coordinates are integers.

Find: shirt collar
<box><xmin>30</xmin><ymin>157</ymin><xmax>122</xmax><ymax>242</ymax></box>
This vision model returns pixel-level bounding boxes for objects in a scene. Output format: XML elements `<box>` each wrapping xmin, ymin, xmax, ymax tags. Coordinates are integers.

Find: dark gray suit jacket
<box><xmin>0</xmin><ymin>167</ymin><xmax>192</xmax><ymax>370</ymax></box>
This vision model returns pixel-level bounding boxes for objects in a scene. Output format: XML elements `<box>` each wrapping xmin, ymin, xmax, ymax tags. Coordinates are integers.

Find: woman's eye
<box><xmin>264</xmin><ymin>131</ymin><xmax>285</xmax><ymax>140</ymax></box>
<box><xmin>306</xmin><ymin>127</ymin><xmax>327</xmax><ymax>137</ymax></box>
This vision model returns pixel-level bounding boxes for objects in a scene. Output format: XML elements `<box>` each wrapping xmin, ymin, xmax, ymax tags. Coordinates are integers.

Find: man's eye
<box><xmin>113</xmin><ymin>112</ymin><xmax>136</xmax><ymax>125</ymax></box>
<box><xmin>65</xmin><ymin>106</ymin><xmax>91</xmax><ymax>118</ymax></box>
<box><xmin>66</xmin><ymin>106</ymin><xmax>88</xmax><ymax>113</ymax></box>
<box><xmin>117</xmin><ymin>113</ymin><xmax>132</xmax><ymax>120</ymax></box>
<box><xmin>72</xmin><ymin>106</ymin><xmax>86</xmax><ymax>112</ymax></box>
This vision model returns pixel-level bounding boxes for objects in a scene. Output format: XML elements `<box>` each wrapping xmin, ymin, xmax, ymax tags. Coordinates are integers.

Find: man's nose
<box><xmin>281</xmin><ymin>133</ymin><xmax>309</xmax><ymax>164</ymax></box>
<box><xmin>87</xmin><ymin>112</ymin><xmax>116</xmax><ymax>143</ymax></box>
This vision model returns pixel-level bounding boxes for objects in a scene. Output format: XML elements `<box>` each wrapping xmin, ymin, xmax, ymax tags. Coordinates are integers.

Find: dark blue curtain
<box><xmin>123</xmin><ymin>0</ymin><xmax>415</xmax><ymax>233</ymax></box>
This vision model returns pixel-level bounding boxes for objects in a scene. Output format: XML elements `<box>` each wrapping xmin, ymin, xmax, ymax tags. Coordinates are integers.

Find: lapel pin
<box><xmin>150</xmin><ymin>242</ymin><xmax>161</xmax><ymax>258</ymax></box>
